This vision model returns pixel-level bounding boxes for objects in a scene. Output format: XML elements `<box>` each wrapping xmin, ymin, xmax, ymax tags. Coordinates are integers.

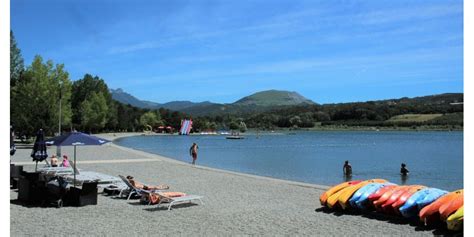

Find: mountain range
<box><xmin>110</xmin><ymin>88</ymin><xmax>315</xmax><ymax>115</ymax></box>
<box><xmin>111</xmin><ymin>88</ymin><xmax>463</xmax><ymax>117</ymax></box>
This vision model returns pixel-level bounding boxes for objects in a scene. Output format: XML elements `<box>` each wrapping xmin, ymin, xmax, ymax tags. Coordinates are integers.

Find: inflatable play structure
<box><xmin>179</xmin><ymin>119</ymin><xmax>193</xmax><ymax>135</ymax></box>
<box><xmin>319</xmin><ymin>179</ymin><xmax>463</xmax><ymax>232</ymax></box>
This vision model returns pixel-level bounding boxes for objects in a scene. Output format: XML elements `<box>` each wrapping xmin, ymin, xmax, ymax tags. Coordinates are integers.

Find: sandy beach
<box><xmin>10</xmin><ymin>133</ymin><xmax>444</xmax><ymax>236</ymax></box>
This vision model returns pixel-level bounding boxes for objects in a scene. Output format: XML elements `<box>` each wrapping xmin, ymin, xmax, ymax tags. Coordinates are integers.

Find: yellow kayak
<box><xmin>447</xmin><ymin>206</ymin><xmax>463</xmax><ymax>231</ymax></box>
<box><xmin>338</xmin><ymin>179</ymin><xmax>387</xmax><ymax>209</ymax></box>
<box><xmin>320</xmin><ymin>180</ymin><xmax>362</xmax><ymax>206</ymax></box>
<box><xmin>326</xmin><ymin>187</ymin><xmax>348</xmax><ymax>208</ymax></box>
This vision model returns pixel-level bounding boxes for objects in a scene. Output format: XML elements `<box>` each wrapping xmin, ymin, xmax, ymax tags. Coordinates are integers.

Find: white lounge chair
<box><xmin>118</xmin><ymin>175</ymin><xmax>167</xmax><ymax>200</ymax></box>
<box><xmin>156</xmin><ymin>192</ymin><xmax>204</xmax><ymax>210</ymax></box>
<box><xmin>38</xmin><ymin>166</ymin><xmax>75</xmax><ymax>176</ymax></box>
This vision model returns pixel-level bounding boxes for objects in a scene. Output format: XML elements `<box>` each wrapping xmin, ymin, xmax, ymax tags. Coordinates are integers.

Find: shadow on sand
<box><xmin>143</xmin><ymin>202</ymin><xmax>199</xmax><ymax>212</ymax></box>
<box><xmin>314</xmin><ymin>207</ymin><xmax>462</xmax><ymax>236</ymax></box>
<box><xmin>102</xmin><ymin>193</ymin><xmax>200</xmax><ymax>211</ymax></box>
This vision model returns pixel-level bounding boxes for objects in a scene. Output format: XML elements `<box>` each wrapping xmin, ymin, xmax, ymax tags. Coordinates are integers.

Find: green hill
<box><xmin>234</xmin><ymin>90</ymin><xmax>315</xmax><ymax>106</ymax></box>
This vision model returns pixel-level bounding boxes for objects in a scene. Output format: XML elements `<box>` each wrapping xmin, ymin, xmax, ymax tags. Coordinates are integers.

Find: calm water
<box><xmin>115</xmin><ymin>131</ymin><xmax>463</xmax><ymax>191</ymax></box>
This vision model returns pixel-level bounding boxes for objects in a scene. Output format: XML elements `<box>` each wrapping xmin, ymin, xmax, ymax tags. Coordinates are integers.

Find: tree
<box><xmin>72</xmin><ymin>74</ymin><xmax>116</xmax><ymax>129</ymax></box>
<box><xmin>229</xmin><ymin>121</ymin><xmax>239</xmax><ymax>130</ymax></box>
<box><xmin>10</xmin><ymin>31</ymin><xmax>24</xmax><ymax>87</ymax></box>
<box><xmin>140</xmin><ymin>111</ymin><xmax>163</xmax><ymax>129</ymax></box>
<box><xmin>209</xmin><ymin>122</ymin><xmax>217</xmax><ymax>131</ymax></box>
<box><xmin>10</xmin><ymin>55</ymin><xmax>72</xmax><ymax>136</ymax></box>
<box><xmin>289</xmin><ymin>116</ymin><xmax>302</xmax><ymax>127</ymax></box>
<box><xmin>80</xmin><ymin>92</ymin><xmax>108</xmax><ymax>132</ymax></box>
<box><xmin>239</xmin><ymin>121</ymin><xmax>247</xmax><ymax>133</ymax></box>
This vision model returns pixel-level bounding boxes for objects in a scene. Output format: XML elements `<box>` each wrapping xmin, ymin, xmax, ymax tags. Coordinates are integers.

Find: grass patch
<box><xmin>386</xmin><ymin>114</ymin><xmax>443</xmax><ymax>123</ymax></box>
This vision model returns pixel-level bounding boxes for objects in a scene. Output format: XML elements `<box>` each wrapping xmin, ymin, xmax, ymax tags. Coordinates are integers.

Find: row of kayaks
<box><xmin>319</xmin><ymin>179</ymin><xmax>463</xmax><ymax>231</ymax></box>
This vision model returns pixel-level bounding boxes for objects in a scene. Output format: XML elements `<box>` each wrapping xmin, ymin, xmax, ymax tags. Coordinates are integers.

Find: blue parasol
<box><xmin>45</xmin><ymin>132</ymin><xmax>110</xmax><ymax>186</ymax></box>
<box><xmin>10</xmin><ymin>125</ymin><xmax>16</xmax><ymax>156</ymax></box>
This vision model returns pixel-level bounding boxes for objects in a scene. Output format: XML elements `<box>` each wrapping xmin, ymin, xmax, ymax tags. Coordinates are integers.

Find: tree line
<box><xmin>10</xmin><ymin>31</ymin><xmax>189</xmax><ymax>137</ymax></box>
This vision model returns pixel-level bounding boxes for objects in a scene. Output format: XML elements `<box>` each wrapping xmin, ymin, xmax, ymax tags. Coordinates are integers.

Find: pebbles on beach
<box><xmin>11</xmin><ymin>133</ymin><xmax>435</xmax><ymax>236</ymax></box>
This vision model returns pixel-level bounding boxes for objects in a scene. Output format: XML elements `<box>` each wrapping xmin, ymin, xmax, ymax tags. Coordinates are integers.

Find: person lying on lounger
<box><xmin>126</xmin><ymin>176</ymin><xmax>169</xmax><ymax>190</ymax></box>
<box><xmin>141</xmin><ymin>191</ymin><xmax>186</xmax><ymax>205</ymax></box>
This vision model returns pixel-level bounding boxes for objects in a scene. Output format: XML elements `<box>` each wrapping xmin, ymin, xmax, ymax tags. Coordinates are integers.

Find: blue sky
<box><xmin>11</xmin><ymin>0</ymin><xmax>463</xmax><ymax>104</ymax></box>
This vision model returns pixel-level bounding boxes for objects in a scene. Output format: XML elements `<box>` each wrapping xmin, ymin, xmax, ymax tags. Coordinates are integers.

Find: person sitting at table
<box><xmin>61</xmin><ymin>155</ymin><xmax>70</xmax><ymax>167</ymax></box>
<box><xmin>126</xmin><ymin>175</ymin><xmax>169</xmax><ymax>190</ymax></box>
<box><xmin>50</xmin><ymin>155</ymin><xmax>59</xmax><ymax>167</ymax></box>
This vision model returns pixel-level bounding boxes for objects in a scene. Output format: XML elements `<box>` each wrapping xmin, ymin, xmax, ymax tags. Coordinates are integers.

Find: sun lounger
<box><xmin>156</xmin><ymin>192</ymin><xmax>204</xmax><ymax>210</ymax></box>
<box><xmin>38</xmin><ymin>166</ymin><xmax>75</xmax><ymax>176</ymax></box>
<box><xmin>118</xmin><ymin>175</ymin><xmax>168</xmax><ymax>200</ymax></box>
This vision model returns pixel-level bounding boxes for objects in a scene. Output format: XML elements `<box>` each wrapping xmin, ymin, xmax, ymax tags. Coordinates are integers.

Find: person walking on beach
<box><xmin>400</xmin><ymin>163</ymin><xmax>409</xmax><ymax>176</ymax></box>
<box><xmin>189</xmin><ymin>142</ymin><xmax>199</xmax><ymax>165</ymax></box>
<box><xmin>343</xmin><ymin>160</ymin><xmax>352</xmax><ymax>176</ymax></box>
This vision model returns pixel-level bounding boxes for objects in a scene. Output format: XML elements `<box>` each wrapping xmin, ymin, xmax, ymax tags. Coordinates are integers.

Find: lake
<box><xmin>115</xmin><ymin>131</ymin><xmax>463</xmax><ymax>191</ymax></box>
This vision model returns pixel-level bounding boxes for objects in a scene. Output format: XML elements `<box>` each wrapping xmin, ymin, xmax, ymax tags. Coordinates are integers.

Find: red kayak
<box><xmin>373</xmin><ymin>186</ymin><xmax>407</xmax><ymax>209</ymax></box>
<box><xmin>392</xmin><ymin>185</ymin><xmax>426</xmax><ymax>214</ymax></box>
<box><xmin>390</xmin><ymin>185</ymin><xmax>426</xmax><ymax>215</ymax></box>
<box><xmin>368</xmin><ymin>185</ymin><xmax>398</xmax><ymax>202</ymax></box>
<box><xmin>380</xmin><ymin>186</ymin><xmax>411</xmax><ymax>213</ymax></box>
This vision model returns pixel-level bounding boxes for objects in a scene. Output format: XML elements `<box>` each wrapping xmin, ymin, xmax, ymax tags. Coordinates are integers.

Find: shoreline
<box><xmin>99</xmin><ymin>133</ymin><xmax>331</xmax><ymax>190</ymax></box>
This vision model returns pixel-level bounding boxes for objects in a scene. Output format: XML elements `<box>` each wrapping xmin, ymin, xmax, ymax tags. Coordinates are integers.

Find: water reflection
<box><xmin>343</xmin><ymin>174</ymin><xmax>352</xmax><ymax>182</ymax></box>
<box><xmin>401</xmin><ymin>174</ymin><xmax>408</xmax><ymax>185</ymax></box>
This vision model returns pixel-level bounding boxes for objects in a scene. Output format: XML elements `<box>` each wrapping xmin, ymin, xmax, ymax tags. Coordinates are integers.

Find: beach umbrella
<box><xmin>45</xmin><ymin>132</ymin><xmax>110</xmax><ymax>187</ymax></box>
<box><xmin>31</xmin><ymin>129</ymin><xmax>48</xmax><ymax>170</ymax></box>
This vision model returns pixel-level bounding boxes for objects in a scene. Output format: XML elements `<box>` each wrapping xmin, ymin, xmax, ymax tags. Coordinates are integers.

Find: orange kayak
<box><xmin>419</xmin><ymin>189</ymin><xmax>463</xmax><ymax>224</ymax></box>
<box><xmin>390</xmin><ymin>185</ymin><xmax>426</xmax><ymax>214</ymax></box>
<box><xmin>439</xmin><ymin>192</ymin><xmax>463</xmax><ymax>220</ymax></box>
<box><xmin>338</xmin><ymin>179</ymin><xmax>387</xmax><ymax>210</ymax></box>
<box><xmin>320</xmin><ymin>180</ymin><xmax>361</xmax><ymax>206</ymax></box>
<box><xmin>368</xmin><ymin>185</ymin><xmax>398</xmax><ymax>202</ymax></box>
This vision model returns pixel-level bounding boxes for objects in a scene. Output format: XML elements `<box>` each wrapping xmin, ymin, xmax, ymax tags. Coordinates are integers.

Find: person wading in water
<box><xmin>189</xmin><ymin>143</ymin><xmax>199</xmax><ymax>165</ymax></box>
<box><xmin>343</xmin><ymin>160</ymin><xmax>352</xmax><ymax>176</ymax></box>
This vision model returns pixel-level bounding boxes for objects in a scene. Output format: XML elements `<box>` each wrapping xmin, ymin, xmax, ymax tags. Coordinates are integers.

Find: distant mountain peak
<box><xmin>234</xmin><ymin>89</ymin><xmax>315</xmax><ymax>106</ymax></box>
<box><xmin>111</xmin><ymin>88</ymin><xmax>124</xmax><ymax>93</ymax></box>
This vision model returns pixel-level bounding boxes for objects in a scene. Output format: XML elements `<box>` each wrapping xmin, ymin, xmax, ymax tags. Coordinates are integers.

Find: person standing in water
<box><xmin>400</xmin><ymin>163</ymin><xmax>409</xmax><ymax>176</ymax></box>
<box><xmin>400</xmin><ymin>163</ymin><xmax>409</xmax><ymax>184</ymax></box>
<box><xmin>343</xmin><ymin>160</ymin><xmax>352</xmax><ymax>176</ymax></box>
<box><xmin>189</xmin><ymin>143</ymin><xmax>199</xmax><ymax>165</ymax></box>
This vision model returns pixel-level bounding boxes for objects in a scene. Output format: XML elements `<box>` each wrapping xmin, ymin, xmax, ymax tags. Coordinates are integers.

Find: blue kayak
<box><xmin>349</xmin><ymin>183</ymin><xmax>378</xmax><ymax>208</ymax></box>
<box><xmin>399</xmin><ymin>187</ymin><xmax>430</xmax><ymax>218</ymax></box>
<box><xmin>354</xmin><ymin>183</ymin><xmax>394</xmax><ymax>209</ymax></box>
<box><xmin>399</xmin><ymin>188</ymin><xmax>447</xmax><ymax>218</ymax></box>
<box><xmin>417</xmin><ymin>188</ymin><xmax>448</xmax><ymax>209</ymax></box>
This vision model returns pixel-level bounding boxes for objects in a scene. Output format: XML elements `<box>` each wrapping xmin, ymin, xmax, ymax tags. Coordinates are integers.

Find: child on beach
<box><xmin>61</xmin><ymin>155</ymin><xmax>70</xmax><ymax>167</ymax></box>
<box><xmin>189</xmin><ymin>143</ymin><xmax>199</xmax><ymax>165</ymax></box>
